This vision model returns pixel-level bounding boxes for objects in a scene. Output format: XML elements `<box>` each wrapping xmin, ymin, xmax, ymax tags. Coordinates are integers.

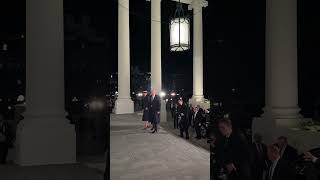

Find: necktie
<box><xmin>268</xmin><ymin>163</ymin><xmax>273</xmax><ymax>180</ymax></box>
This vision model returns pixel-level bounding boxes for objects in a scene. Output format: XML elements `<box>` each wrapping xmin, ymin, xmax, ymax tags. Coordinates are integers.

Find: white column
<box><xmin>115</xmin><ymin>0</ymin><xmax>134</xmax><ymax>114</ymax></box>
<box><xmin>191</xmin><ymin>0</ymin><xmax>203</xmax><ymax>102</ymax></box>
<box><xmin>254</xmin><ymin>0</ymin><xmax>319</xmax><ymax>150</ymax></box>
<box><xmin>15</xmin><ymin>0</ymin><xmax>76</xmax><ymax>165</ymax></box>
<box><xmin>265</xmin><ymin>0</ymin><xmax>301</xmax><ymax>127</ymax></box>
<box><xmin>189</xmin><ymin>0</ymin><xmax>209</xmax><ymax>109</ymax></box>
<box><xmin>151</xmin><ymin>0</ymin><xmax>162</xmax><ymax>93</ymax></box>
<box><xmin>150</xmin><ymin>0</ymin><xmax>167</xmax><ymax>122</ymax></box>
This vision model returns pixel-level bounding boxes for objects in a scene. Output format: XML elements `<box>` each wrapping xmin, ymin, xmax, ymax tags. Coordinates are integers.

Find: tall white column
<box><xmin>151</xmin><ymin>0</ymin><xmax>162</xmax><ymax>93</ymax></box>
<box><xmin>191</xmin><ymin>0</ymin><xmax>203</xmax><ymax>102</ymax></box>
<box><xmin>115</xmin><ymin>0</ymin><xmax>134</xmax><ymax>114</ymax></box>
<box><xmin>15</xmin><ymin>0</ymin><xmax>76</xmax><ymax>165</ymax></box>
<box><xmin>150</xmin><ymin>0</ymin><xmax>167</xmax><ymax>122</ymax></box>
<box><xmin>265</xmin><ymin>0</ymin><xmax>301</xmax><ymax>127</ymax></box>
<box><xmin>189</xmin><ymin>0</ymin><xmax>209</xmax><ymax>109</ymax></box>
<box><xmin>254</xmin><ymin>0</ymin><xmax>320</xmax><ymax>151</ymax></box>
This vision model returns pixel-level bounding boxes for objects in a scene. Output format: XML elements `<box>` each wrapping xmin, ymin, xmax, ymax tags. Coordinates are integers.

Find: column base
<box><xmin>160</xmin><ymin>100</ymin><xmax>167</xmax><ymax>123</ymax></box>
<box><xmin>266</xmin><ymin>107</ymin><xmax>302</xmax><ymax>127</ymax></box>
<box><xmin>114</xmin><ymin>98</ymin><xmax>134</xmax><ymax>114</ymax></box>
<box><xmin>189</xmin><ymin>96</ymin><xmax>210</xmax><ymax>110</ymax></box>
<box><xmin>14</xmin><ymin>114</ymin><xmax>76</xmax><ymax>166</ymax></box>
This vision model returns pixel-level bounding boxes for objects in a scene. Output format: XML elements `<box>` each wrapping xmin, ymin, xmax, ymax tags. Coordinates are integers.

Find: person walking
<box><xmin>193</xmin><ymin>105</ymin><xmax>204</xmax><ymax>139</ymax></box>
<box><xmin>173</xmin><ymin>103</ymin><xmax>178</xmax><ymax>129</ymax></box>
<box><xmin>176</xmin><ymin>99</ymin><xmax>190</xmax><ymax>139</ymax></box>
<box><xmin>142</xmin><ymin>91</ymin><xmax>150</xmax><ymax>129</ymax></box>
<box><xmin>149</xmin><ymin>88</ymin><xmax>161</xmax><ymax>133</ymax></box>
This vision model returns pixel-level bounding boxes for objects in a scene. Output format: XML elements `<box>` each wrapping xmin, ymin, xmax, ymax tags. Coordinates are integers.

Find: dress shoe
<box><xmin>151</xmin><ymin>130</ymin><xmax>158</xmax><ymax>134</ymax></box>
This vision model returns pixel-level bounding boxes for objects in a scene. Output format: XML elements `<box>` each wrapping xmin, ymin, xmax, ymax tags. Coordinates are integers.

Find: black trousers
<box><xmin>194</xmin><ymin>122</ymin><xmax>201</xmax><ymax>138</ymax></box>
<box><xmin>179</xmin><ymin>121</ymin><xmax>189</xmax><ymax>138</ymax></box>
<box><xmin>0</xmin><ymin>142</ymin><xmax>8</xmax><ymax>164</ymax></box>
<box><xmin>174</xmin><ymin>116</ymin><xmax>178</xmax><ymax>129</ymax></box>
<box><xmin>151</xmin><ymin>113</ymin><xmax>159</xmax><ymax>132</ymax></box>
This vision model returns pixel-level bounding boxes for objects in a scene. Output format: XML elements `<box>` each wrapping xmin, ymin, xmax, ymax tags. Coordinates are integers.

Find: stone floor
<box><xmin>104</xmin><ymin>113</ymin><xmax>209</xmax><ymax>180</ymax></box>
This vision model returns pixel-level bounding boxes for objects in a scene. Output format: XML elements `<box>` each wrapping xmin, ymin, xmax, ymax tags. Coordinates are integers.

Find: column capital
<box><xmin>119</xmin><ymin>0</ymin><xmax>129</xmax><ymax>7</ymax></box>
<box><xmin>188</xmin><ymin>0</ymin><xmax>208</xmax><ymax>10</ymax></box>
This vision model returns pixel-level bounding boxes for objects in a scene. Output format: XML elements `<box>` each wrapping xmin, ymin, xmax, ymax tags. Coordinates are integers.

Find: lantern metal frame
<box><xmin>169</xmin><ymin>0</ymin><xmax>190</xmax><ymax>52</ymax></box>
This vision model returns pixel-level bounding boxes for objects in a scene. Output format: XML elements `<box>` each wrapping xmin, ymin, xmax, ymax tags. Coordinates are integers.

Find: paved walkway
<box><xmin>105</xmin><ymin>113</ymin><xmax>210</xmax><ymax>180</ymax></box>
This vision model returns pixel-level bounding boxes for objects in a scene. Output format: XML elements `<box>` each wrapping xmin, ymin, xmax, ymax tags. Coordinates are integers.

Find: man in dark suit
<box><xmin>251</xmin><ymin>133</ymin><xmax>268</xmax><ymax>180</ymax></box>
<box><xmin>277</xmin><ymin>136</ymin><xmax>298</xmax><ymax>165</ymax></box>
<box><xmin>149</xmin><ymin>88</ymin><xmax>161</xmax><ymax>133</ymax></box>
<box><xmin>193</xmin><ymin>105</ymin><xmax>204</xmax><ymax>139</ymax></box>
<box><xmin>215</xmin><ymin>118</ymin><xmax>252</xmax><ymax>180</ymax></box>
<box><xmin>266</xmin><ymin>144</ymin><xmax>296</xmax><ymax>180</ymax></box>
<box><xmin>187</xmin><ymin>104</ymin><xmax>194</xmax><ymax>128</ymax></box>
<box><xmin>176</xmin><ymin>99</ymin><xmax>190</xmax><ymax>139</ymax></box>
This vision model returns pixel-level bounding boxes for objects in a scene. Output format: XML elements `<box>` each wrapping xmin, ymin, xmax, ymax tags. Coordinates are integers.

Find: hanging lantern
<box><xmin>169</xmin><ymin>1</ymin><xmax>190</xmax><ymax>52</ymax></box>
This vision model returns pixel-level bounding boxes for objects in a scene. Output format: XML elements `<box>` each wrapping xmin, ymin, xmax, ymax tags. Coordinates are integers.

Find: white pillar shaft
<box><xmin>192</xmin><ymin>3</ymin><xmax>203</xmax><ymax>98</ymax></box>
<box><xmin>26</xmin><ymin>0</ymin><xmax>65</xmax><ymax>116</ymax></box>
<box><xmin>266</xmin><ymin>0</ymin><xmax>299</xmax><ymax>113</ymax></box>
<box><xmin>118</xmin><ymin>0</ymin><xmax>131</xmax><ymax>99</ymax></box>
<box><xmin>115</xmin><ymin>0</ymin><xmax>134</xmax><ymax>114</ymax></box>
<box><xmin>17</xmin><ymin>0</ymin><xmax>76</xmax><ymax>165</ymax></box>
<box><xmin>151</xmin><ymin>0</ymin><xmax>162</xmax><ymax>93</ymax></box>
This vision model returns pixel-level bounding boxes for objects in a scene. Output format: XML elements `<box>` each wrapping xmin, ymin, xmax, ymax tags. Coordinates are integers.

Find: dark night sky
<box><xmin>1</xmin><ymin>0</ymin><xmax>320</xmax><ymax>117</ymax></box>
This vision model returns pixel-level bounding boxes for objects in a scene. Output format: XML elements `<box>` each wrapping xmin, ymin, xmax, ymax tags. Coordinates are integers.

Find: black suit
<box><xmin>177</xmin><ymin>104</ymin><xmax>189</xmax><ymax>138</ymax></box>
<box><xmin>251</xmin><ymin>142</ymin><xmax>268</xmax><ymax>180</ymax></box>
<box><xmin>149</xmin><ymin>95</ymin><xmax>161</xmax><ymax>131</ymax></box>
<box><xmin>215</xmin><ymin>131</ymin><xmax>252</xmax><ymax>180</ymax></box>
<box><xmin>193</xmin><ymin>109</ymin><xmax>204</xmax><ymax>138</ymax></box>
<box><xmin>267</xmin><ymin>158</ymin><xmax>296</xmax><ymax>180</ymax></box>
<box><xmin>281</xmin><ymin>145</ymin><xmax>298</xmax><ymax>164</ymax></box>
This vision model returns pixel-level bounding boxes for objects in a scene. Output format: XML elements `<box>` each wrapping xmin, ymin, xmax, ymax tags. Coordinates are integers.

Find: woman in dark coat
<box><xmin>142</xmin><ymin>91</ymin><xmax>150</xmax><ymax>129</ymax></box>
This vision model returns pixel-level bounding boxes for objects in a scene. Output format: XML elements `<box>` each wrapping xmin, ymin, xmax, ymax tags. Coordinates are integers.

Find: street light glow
<box><xmin>160</xmin><ymin>91</ymin><xmax>166</xmax><ymax>97</ymax></box>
